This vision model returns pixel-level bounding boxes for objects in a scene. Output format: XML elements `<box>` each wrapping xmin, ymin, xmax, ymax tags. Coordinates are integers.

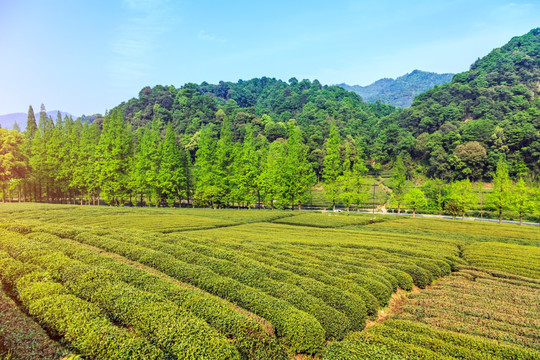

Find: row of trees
<box><xmin>0</xmin><ymin>105</ymin><xmax>538</xmax><ymax>224</ymax></box>
<box><xmin>398</xmin><ymin>158</ymin><xmax>539</xmax><ymax>225</ymax></box>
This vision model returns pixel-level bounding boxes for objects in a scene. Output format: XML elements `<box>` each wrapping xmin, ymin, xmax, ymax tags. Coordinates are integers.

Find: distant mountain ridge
<box><xmin>0</xmin><ymin>110</ymin><xmax>76</xmax><ymax>131</ymax></box>
<box><xmin>339</xmin><ymin>70</ymin><xmax>454</xmax><ymax>108</ymax></box>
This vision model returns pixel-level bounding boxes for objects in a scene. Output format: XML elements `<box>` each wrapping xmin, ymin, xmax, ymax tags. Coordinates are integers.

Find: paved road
<box><xmin>350</xmin><ymin>210</ymin><xmax>540</xmax><ymax>226</ymax></box>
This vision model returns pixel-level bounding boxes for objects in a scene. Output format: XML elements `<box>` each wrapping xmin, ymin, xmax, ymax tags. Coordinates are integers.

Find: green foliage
<box><xmin>0</xmin><ymin>279</ymin><xmax>71</xmax><ymax>359</ymax></box>
<box><xmin>447</xmin><ymin>179</ymin><xmax>477</xmax><ymax>219</ymax></box>
<box><xmin>404</xmin><ymin>188</ymin><xmax>427</xmax><ymax>216</ymax></box>
<box><xmin>487</xmin><ymin>158</ymin><xmax>512</xmax><ymax>223</ymax></box>
<box><xmin>389</xmin><ymin>155</ymin><xmax>408</xmax><ymax>213</ymax></box>
<box><xmin>323</xmin><ymin>124</ymin><xmax>342</xmax><ymax>210</ymax></box>
<box><xmin>158</xmin><ymin>122</ymin><xmax>186</xmax><ymax>207</ymax></box>
<box><xmin>96</xmin><ymin>110</ymin><xmax>133</xmax><ymax>205</ymax></box>
<box><xmin>0</xmin><ymin>233</ymin><xmax>165</xmax><ymax>359</ymax></box>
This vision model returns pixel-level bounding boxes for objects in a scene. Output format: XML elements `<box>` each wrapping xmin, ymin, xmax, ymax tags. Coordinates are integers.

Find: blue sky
<box><xmin>0</xmin><ymin>0</ymin><xmax>539</xmax><ymax>116</ymax></box>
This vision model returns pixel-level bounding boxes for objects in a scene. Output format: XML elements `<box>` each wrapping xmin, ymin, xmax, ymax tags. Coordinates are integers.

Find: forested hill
<box><xmin>338</xmin><ymin>70</ymin><xmax>454</xmax><ymax>108</ymax></box>
<box><xmin>374</xmin><ymin>28</ymin><xmax>540</xmax><ymax>178</ymax></box>
<box><xmin>108</xmin><ymin>27</ymin><xmax>539</xmax><ymax>181</ymax></box>
<box><xmin>114</xmin><ymin>78</ymin><xmax>396</xmax><ymax>145</ymax></box>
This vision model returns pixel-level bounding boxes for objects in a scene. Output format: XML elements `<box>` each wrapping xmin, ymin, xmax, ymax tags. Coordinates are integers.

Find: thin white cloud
<box><xmin>108</xmin><ymin>0</ymin><xmax>175</xmax><ymax>89</ymax></box>
<box><xmin>198</xmin><ymin>30</ymin><xmax>227</xmax><ymax>43</ymax></box>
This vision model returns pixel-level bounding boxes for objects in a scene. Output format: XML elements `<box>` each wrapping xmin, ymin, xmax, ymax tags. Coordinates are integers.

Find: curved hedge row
<box><xmin>340</xmin><ymin>331</ymin><xmax>452</xmax><ymax>360</ymax></box>
<box><xmin>0</xmin><ymin>276</ymin><xmax>71</xmax><ymax>359</ymax></box>
<box><xmin>200</xmin><ymin>242</ymin><xmax>384</xmax><ymax>316</ymax></box>
<box><xmin>384</xmin><ymin>320</ymin><xmax>540</xmax><ymax>359</ymax></box>
<box><xmin>0</xmin><ymin>233</ymin><xmax>240</xmax><ymax>359</ymax></box>
<box><xmin>323</xmin><ymin>341</ymin><xmax>404</xmax><ymax>360</ymax></box>
<box><xmin>24</xmin><ymin>231</ymin><xmax>288</xmax><ymax>360</ymax></box>
<box><xmin>0</xmin><ymin>246</ymin><xmax>164</xmax><ymax>359</ymax></box>
<box><xmin>167</xmin><ymin>238</ymin><xmax>367</xmax><ymax>332</ymax></box>
<box><xmin>71</xmin><ymin>231</ymin><xmax>325</xmax><ymax>353</ymax></box>
<box><xmin>462</xmin><ymin>242</ymin><xmax>540</xmax><ymax>279</ymax></box>
<box><xmin>328</xmin><ymin>320</ymin><xmax>540</xmax><ymax>360</ymax></box>
<box><xmin>147</xmin><ymin>240</ymin><xmax>351</xmax><ymax>339</ymax></box>
<box><xmin>83</xmin><ymin>230</ymin><xmax>350</xmax><ymax>341</ymax></box>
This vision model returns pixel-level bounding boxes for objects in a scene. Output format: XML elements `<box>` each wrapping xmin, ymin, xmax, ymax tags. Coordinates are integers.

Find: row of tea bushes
<box><xmin>462</xmin><ymin>241</ymin><xmax>540</xmax><ymax>279</ymax></box>
<box><xmin>398</xmin><ymin>267</ymin><xmax>540</xmax><ymax>350</ymax></box>
<box><xmin>0</xmin><ymin>239</ymin><xmax>165</xmax><ymax>359</ymax></box>
<box><xmin>324</xmin><ymin>320</ymin><xmax>540</xmax><ymax>360</ymax></box>
<box><xmin>0</xmin><ymin>231</ymin><xmax>239</xmax><ymax>359</ymax></box>
<box><xmin>69</xmin><ymin>230</ymin><xmax>325</xmax><ymax>354</ymax></box>
<box><xmin>0</xmin><ymin>280</ymin><xmax>71</xmax><ymax>360</ymax></box>
<box><xmin>155</xmin><ymin>236</ymin><xmax>367</xmax><ymax>333</ymax></box>
<box><xmin>23</xmin><ymin>230</ymin><xmax>288</xmax><ymax>360</ymax></box>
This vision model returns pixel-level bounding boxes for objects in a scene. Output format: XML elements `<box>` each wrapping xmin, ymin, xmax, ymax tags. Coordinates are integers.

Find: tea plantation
<box><xmin>0</xmin><ymin>204</ymin><xmax>538</xmax><ymax>359</ymax></box>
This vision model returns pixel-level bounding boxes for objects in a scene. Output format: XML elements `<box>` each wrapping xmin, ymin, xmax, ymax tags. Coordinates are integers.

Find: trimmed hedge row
<box><xmin>91</xmin><ymin>230</ymin><xmax>350</xmax><ymax>341</ymax></box>
<box><xmin>271</xmin><ymin>245</ymin><xmax>437</xmax><ymax>289</ymax></box>
<box><xmin>323</xmin><ymin>341</ymin><xmax>404</xmax><ymax>360</ymax></box>
<box><xmin>329</xmin><ymin>320</ymin><xmax>540</xmax><ymax>360</ymax></box>
<box><xmin>339</xmin><ymin>331</ymin><xmax>452</xmax><ymax>360</ymax></box>
<box><xmin>166</xmin><ymin>237</ymin><xmax>367</xmax><ymax>332</ymax></box>
<box><xmin>384</xmin><ymin>320</ymin><xmax>540</xmax><ymax>360</ymax></box>
<box><xmin>177</xmin><ymin>235</ymin><xmax>411</xmax><ymax>312</ymax></box>
<box><xmin>63</xmin><ymin>266</ymin><xmax>240</xmax><ymax>360</ymax></box>
<box><xmin>70</xmin><ymin>231</ymin><xmax>325</xmax><ymax>354</ymax></box>
<box><xmin>1</xmin><ymin>234</ymin><xmax>241</xmax><ymax>360</ymax></box>
<box><xmin>0</xmin><ymin>280</ymin><xmax>71</xmax><ymax>360</ymax></box>
<box><xmin>0</xmin><ymin>245</ymin><xmax>165</xmax><ymax>359</ymax></box>
<box><xmin>463</xmin><ymin>242</ymin><xmax>540</xmax><ymax>279</ymax></box>
<box><xmin>24</xmin><ymin>231</ymin><xmax>288</xmax><ymax>360</ymax></box>
<box><xmin>199</xmin><ymin>242</ymin><xmax>385</xmax><ymax>316</ymax></box>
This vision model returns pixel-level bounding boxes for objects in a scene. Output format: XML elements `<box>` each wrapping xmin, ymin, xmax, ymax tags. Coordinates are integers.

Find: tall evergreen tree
<box><xmin>230</xmin><ymin>124</ymin><xmax>258</xmax><ymax>208</ymax></box>
<box><xmin>22</xmin><ymin>105</ymin><xmax>37</xmax><ymax>201</ymax></box>
<box><xmin>323</xmin><ymin>124</ymin><xmax>342</xmax><ymax>210</ymax></box>
<box><xmin>284</xmin><ymin>120</ymin><xmax>316</xmax><ymax>210</ymax></box>
<box><xmin>487</xmin><ymin>157</ymin><xmax>512</xmax><ymax>224</ymax></box>
<box><xmin>194</xmin><ymin>127</ymin><xmax>218</xmax><ymax>207</ymax></box>
<box><xmin>214</xmin><ymin>110</ymin><xmax>233</xmax><ymax>206</ymax></box>
<box><xmin>159</xmin><ymin>122</ymin><xmax>186</xmax><ymax>207</ymax></box>
<box><xmin>510</xmin><ymin>177</ymin><xmax>534</xmax><ymax>225</ymax></box>
<box><xmin>390</xmin><ymin>155</ymin><xmax>407</xmax><ymax>214</ymax></box>
<box><xmin>25</xmin><ymin>105</ymin><xmax>37</xmax><ymax>139</ymax></box>
<box><xmin>257</xmin><ymin>140</ymin><xmax>287</xmax><ymax>209</ymax></box>
<box><xmin>96</xmin><ymin>110</ymin><xmax>133</xmax><ymax>205</ymax></box>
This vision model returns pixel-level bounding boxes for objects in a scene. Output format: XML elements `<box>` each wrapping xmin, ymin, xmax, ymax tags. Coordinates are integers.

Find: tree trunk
<box><xmin>499</xmin><ymin>210</ymin><xmax>502</xmax><ymax>224</ymax></box>
<box><xmin>18</xmin><ymin>184</ymin><xmax>21</xmax><ymax>202</ymax></box>
<box><xmin>298</xmin><ymin>202</ymin><xmax>302</xmax><ymax>212</ymax></box>
<box><xmin>462</xmin><ymin>212</ymin><xmax>465</xmax><ymax>221</ymax></box>
<box><xmin>412</xmin><ymin>209</ymin><xmax>416</xmax><ymax>217</ymax></box>
<box><xmin>397</xmin><ymin>205</ymin><xmax>401</xmax><ymax>215</ymax></box>
<box><xmin>520</xmin><ymin>215</ymin><xmax>523</xmax><ymax>226</ymax></box>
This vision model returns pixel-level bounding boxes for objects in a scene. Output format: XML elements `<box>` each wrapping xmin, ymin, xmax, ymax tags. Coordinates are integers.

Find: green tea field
<box><xmin>0</xmin><ymin>204</ymin><xmax>538</xmax><ymax>359</ymax></box>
